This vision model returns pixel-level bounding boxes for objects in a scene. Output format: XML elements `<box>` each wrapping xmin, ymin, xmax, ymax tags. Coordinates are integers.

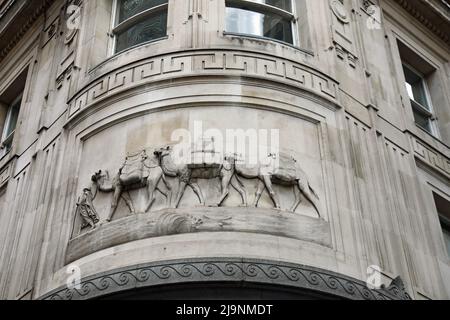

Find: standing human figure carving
<box><xmin>92</xmin><ymin>150</ymin><xmax>172</xmax><ymax>222</ymax></box>
<box><xmin>76</xmin><ymin>188</ymin><xmax>100</xmax><ymax>230</ymax></box>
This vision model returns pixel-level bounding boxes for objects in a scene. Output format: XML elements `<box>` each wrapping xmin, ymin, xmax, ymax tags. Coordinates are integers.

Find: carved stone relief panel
<box><xmin>38</xmin><ymin>0</ymin><xmax>83</xmax><ymax>132</ymax></box>
<box><xmin>42</xmin><ymin>16</ymin><xmax>60</xmax><ymax>49</ymax></box>
<box><xmin>56</xmin><ymin>0</ymin><xmax>82</xmax><ymax>91</ymax></box>
<box><xmin>411</xmin><ymin>137</ymin><xmax>450</xmax><ymax>179</ymax></box>
<box><xmin>330</xmin><ymin>0</ymin><xmax>358</xmax><ymax>68</ymax></box>
<box><xmin>361</xmin><ymin>0</ymin><xmax>381</xmax><ymax>23</ymax></box>
<box><xmin>68</xmin><ymin>106</ymin><xmax>331</xmax><ymax>259</ymax></box>
<box><xmin>183</xmin><ymin>0</ymin><xmax>211</xmax><ymax>48</ymax></box>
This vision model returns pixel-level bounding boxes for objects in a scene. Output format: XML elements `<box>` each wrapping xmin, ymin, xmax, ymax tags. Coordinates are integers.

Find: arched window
<box><xmin>225</xmin><ymin>0</ymin><xmax>295</xmax><ymax>45</ymax></box>
<box><xmin>113</xmin><ymin>0</ymin><xmax>168</xmax><ymax>53</ymax></box>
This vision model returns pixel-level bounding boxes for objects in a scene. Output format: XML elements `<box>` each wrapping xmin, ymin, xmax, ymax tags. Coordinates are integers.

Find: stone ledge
<box><xmin>66</xmin><ymin>207</ymin><xmax>332</xmax><ymax>264</ymax></box>
<box><xmin>411</xmin><ymin>135</ymin><xmax>450</xmax><ymax>179</ymax></box>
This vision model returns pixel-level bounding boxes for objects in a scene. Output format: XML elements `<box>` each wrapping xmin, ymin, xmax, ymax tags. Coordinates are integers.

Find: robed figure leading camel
<box><xmin>91</xmin><ymin>150</ymin><xmax>172</xmax><ymax>222</ymax></box>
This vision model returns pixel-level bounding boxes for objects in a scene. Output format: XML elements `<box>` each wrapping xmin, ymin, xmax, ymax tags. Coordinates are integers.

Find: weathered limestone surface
<box><xmin>66</xmin><ymin>207</ymin><xmax>332</xmax><ymax>264</ymax></box>
<box><xmin>0</xmin><ymin>0</ymin><xmax>449</xmax><ymax>300</ymax></box>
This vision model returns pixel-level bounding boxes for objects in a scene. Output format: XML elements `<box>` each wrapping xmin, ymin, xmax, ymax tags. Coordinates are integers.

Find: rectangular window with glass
<box><xmin>397</xmin><ymin>40</ymin><xmax>441</xmax><ymax>137</ymax></box>
<box><xmin>434</xmin><ymin>193</ymin><xmax>450</xmax><ymax>259</ymax></box>
<box><xmin>402</xmin><ymin>63</ymin><xmax>434</xmax><ymax>134</ymax></box>
<box><xmin>225</xmin><ymin>0</ymin><xmax>295</xmax><ymax>45</ymax></box>
<box><xmin>113</xmin><ymin>0</ymin><xmax>168</xmax><ymax>53</ymax></box>
<box><xmin>1</xmin><ymin>94</ymin><xmax>22</xmax><ymax>156</ymax></box>
<box><xmin>0</xmin><ymin>68</ymin><xmax>27</xmax><ymax>159</ymax></box>
<box><xmin>442</xmin><ymin>222</ymin><xmax>450</xmax><ymax>260</ymax></box>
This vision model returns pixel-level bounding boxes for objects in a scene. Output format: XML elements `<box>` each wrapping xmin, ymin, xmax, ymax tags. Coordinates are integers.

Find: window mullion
<box><xmin>290</xmin><ymin>0</ymin><xmax>298</xmax><ymax>47</ymax></box>
<box><xmin>1</xmin><ymin>110</ymin><xmax>11</xmax><ymax>143</ymax></box>
<box><xmin>1</xmin><ymin>131</ymin><xmax>15</xmax><ymax>149</ymax></box>
<box><xmin>113</xmin><ymin>3</ymin><xmax>168</xmax><ymax>35</ymax></box>
<box><xmin>226</xmin><ymin>0</ymin><xmax>294</xmax><ymax>19</ymax></box>
<box><xmin>109</xmin><ymin>0</ymin><xmax>119</xmax><ymax>55</ymax></box>
<box><xmin>411</xmin><ymin>100</ymin><xmax>433</xmax><ymax>117</ymax></box>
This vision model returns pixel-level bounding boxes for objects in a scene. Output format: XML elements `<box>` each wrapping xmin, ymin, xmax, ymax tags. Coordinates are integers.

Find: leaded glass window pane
<box><xmin>403</xmin><ymin>65</ymin><xmax>430</xmax><ymax>109</ymax></box>
<box><xmin>1</xmin><ymin>96</ymin><xmax>21</xmax><ymax>154</ymax></box>
<box><xmin>226</xmin><ymin>5</ymin><xmax>294</xmax><ymax>44</ymax></box>
<box><xmin>116</xmin><ymin>10</ymin><xmax>167</xmax><ymax>52</ymax></box>
<box><xmin>115</xmin><ymin>0</ymin><xmax>168</xmax><ymax>53</ymax></box>
<box><xmin>118</xmin><ymin>0</ymin><xmax>168</xmax><ymax>23</ymax></box>
<box><xmin>402</xmin><ymin>64</ymin><xmax>435</xmax><ymax>134</ymax></box>
<box><xmin>244</xmin><ymin>0</ymin><xmax>292</xmax><ymax>12</ymax></box>
<box><xmin>413</xmin><ymin>108</ymin><xmax>432</xmax><ymax>133</ymax></box>
<box><xmin>3</xmin><ymin>97</ymin><xmax>20</xmax><ymax>139</ymax></box>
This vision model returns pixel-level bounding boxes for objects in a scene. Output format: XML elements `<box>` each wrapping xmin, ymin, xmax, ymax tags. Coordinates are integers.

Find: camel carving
<box><xmin>225</xmin><ymin>152</ymin><xmax>322</xmax><ymax>218</ymax></box>
<box><xmin>78</xmin><ymin>145</ymin><xmax>323</xmax><ymax>229</ymax></box>
<box><xmin>153</xmin><ymin>146</ymin><xmax>247</xmax><ymax>208</ymax></box>
<box><xmin>91</xmin><ymin>150</ymin><xmax>172</xmax><ymax>222</ymax></box>
<box><xmin>154</xmin><ymin>146</ymin><xmax>321</xmax><ymax>218</ymax></box>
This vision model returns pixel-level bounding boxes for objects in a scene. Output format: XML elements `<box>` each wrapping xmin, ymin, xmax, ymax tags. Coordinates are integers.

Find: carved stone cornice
<box><xmin>410</xmin><ymin>135</ymin><xmax>450</xmax><ymax>179</ymax></box>
<box><xmin>67</xmin><ymin>207</ymin><xmax>332</xmax><ymax>264</ymax></box>
<box><xmin>0</xmin><ymin>0</ymin><xmax>56</xmax><ymax>64</ymax></box>
<box><xmin>0</xmin><ymin>0</ymin><xmax>16</xmax><ymax>20</ymax></box>
<box><xmin>40</xmin><ymin>258</ymin><xmax>412</xmax><ymax>300</ymax></box>
<box><xmin>392</xmin><ymin>0</ymin><xmax>450</xmax><ymax>45</ymax></box>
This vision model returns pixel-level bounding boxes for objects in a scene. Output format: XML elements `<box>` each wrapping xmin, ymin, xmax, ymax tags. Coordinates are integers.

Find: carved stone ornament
<box><xmin>75</xmin><ymin>188</ymin><xmax>99</xmax><ymax>230</ymax></box>
<box><xmin>75</xmin><ymin>141</ymin><xmax>324</xmax><ymax>236</ymax></box>
<box><xmin>67</xmin><ymin>50</ymin><xmax>339</xmax><ymax>119</ymax></box>
<box><xmin>64</xmin><ymin>3</ymin><xmax>81</xmax><ymax>45</ymax></box>
<box><xmin>331</xmin><ymin>0</ymin><xmax>350</xmax><ymax>24</ymax></box>
<box><xmin>40</xmin><ymin>258</ymin><xmax>412</xmax><ymax>300</ymax></box>
<box><xmin>381</xmin><ymin>276</ymin><xmax>411</xmax><ymax>301</ymax></box>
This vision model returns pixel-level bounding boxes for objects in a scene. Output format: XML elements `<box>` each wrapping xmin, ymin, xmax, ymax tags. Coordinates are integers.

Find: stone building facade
<box><xmin>0</xmin><ymin>0</ymin><xmax>449</xmax><ymax>300</ymax></box>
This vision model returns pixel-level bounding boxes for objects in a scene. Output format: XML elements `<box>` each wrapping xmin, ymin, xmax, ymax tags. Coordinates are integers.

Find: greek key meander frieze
<box><xmin>41</xmin><ymin>259</ymin><xmax>411</xmax><ymax>300</ymax></box>
<box><xmin>412</xmin><ymin>138</ymin><xmax>450</xmax><ymax>178</ymax></box>
<box><xmin>68</xmin><ymin>51</ymin><xmax>339</xmax><ymax>119</ymax></box>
